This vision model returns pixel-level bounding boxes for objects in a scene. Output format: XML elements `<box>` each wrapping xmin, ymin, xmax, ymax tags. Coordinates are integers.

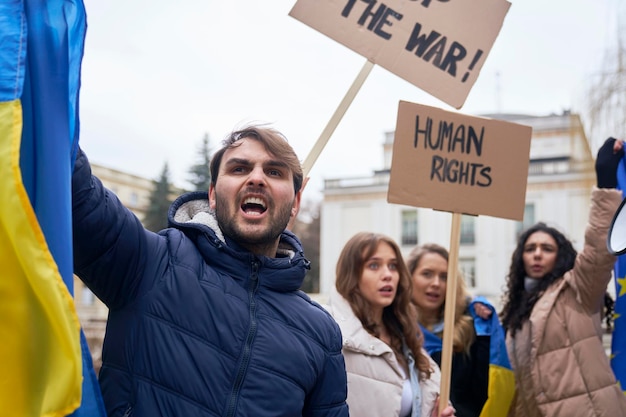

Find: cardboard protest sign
<box><xmin>388</xmin><ymin>101</ymin><xmax>532</xmax><ymax>220</ymax></box>
<box><xmin>289</xmin><ymin>0</ymin><xmax>510</xmax><ymax>109</ymax></box>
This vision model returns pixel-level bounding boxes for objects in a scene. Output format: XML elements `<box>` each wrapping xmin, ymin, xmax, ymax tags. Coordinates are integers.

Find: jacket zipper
<box><xmin>225</xmin><ymin>260</ymin><xmax>260</xmax><ymax>417</ymax></box>
<box><xmin>122</xmin><ymin>404</ymin><xmax>133</xmax><ymax>417</ymax></box>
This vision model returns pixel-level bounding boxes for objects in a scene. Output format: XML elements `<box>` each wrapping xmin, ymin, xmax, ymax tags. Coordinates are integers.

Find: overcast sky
<box><xmin>78</xmin><ymin>0</ymin><xmax>621</xmax><ymax>200</ymax></box>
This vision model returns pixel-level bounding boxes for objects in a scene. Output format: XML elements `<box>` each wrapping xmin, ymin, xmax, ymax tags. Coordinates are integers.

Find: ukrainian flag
<box><xmin>469</xmin><ymin>297</ymin><xmax>515</xmax><ymax>417</ymax></box>
<box><xmin>0</xmin><ymin>1</ymin><xmax>105</xmax><ymax>416</ymax></box>
<box><xmin>613</xmin><ymin>156</ymin><xmax>626</xmax><ymax>393</ymax></box>
<box><xmin>421</xmin><ymin>298</ymin><xmax>515</xmax><ymax>417</ymax></box>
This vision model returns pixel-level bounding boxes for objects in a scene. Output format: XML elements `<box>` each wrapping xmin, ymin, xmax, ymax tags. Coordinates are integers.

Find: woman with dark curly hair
<box><xmin>327</xmin><ymin>232</ymin><xmax>455</xmax><ymax>417</ymax></box>
<box><xmin>501</xmin><ymin>222</ymin><xmax>578</xmax><ymax>333</ymax></box>
<box><xmin>500</xmin><ymin>137</ymin><xmax>626</xmax><ymax>417</ymax></box>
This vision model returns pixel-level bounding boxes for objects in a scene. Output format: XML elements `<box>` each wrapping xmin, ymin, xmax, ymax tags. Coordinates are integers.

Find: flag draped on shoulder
<box><xmin>420</xmin><ymin>297</ymin><xmax>514</xmax><ymax>417</ymax></box>
<box><xmin>612</xmin><ymin>156</ymin><xmax>626</xmax><ymax>394</ymax></box>
<box><xmin>469</xmin><ymin>297</ymin><xmax>515</xmax><ymax>417</ymax></box>
<box><xmin>0</xmin><ymin>1</ymin><xmax>105</xmax><ymax>416</ymax></box>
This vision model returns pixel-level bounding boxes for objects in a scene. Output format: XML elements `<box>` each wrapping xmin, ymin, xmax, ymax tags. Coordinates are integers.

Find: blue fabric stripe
<box><xmin>420</xmin><ymin>324</ymin><xmax>443</xmax><ymax>356</ymax></box>
<box><xmin>470</xmin><ymin>297</ymin><xmax>511</xmax><ymax>369</ymax></box>
<box><xmin>612</xmin><ymin>157</ymin><xmax>626</xmax><ymax>390</ymax></box>
<box><xmin>21</xmin><ymin>0</ymin><xmax>86</xmax><ymax>286</ymax></box>
<box><xmin>0</xmin><ymin>0</ymin><xmax>26</xmax><ymax>101</ymax></box>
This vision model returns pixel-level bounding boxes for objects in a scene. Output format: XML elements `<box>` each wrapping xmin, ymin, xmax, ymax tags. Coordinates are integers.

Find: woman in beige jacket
<box><xmin>500</xmin><ymin>137</ymin><xmax>626</xmax><ymax>417</ymax></box>
<box><xmin>327</xmin><ymin>232</ymin><xmax>455</xmax><ymax>417</ymax></box>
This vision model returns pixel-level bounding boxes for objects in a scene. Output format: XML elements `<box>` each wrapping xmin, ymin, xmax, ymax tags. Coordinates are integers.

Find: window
<box><xmin>81</xmin><ymin>286</ymin><xmax>95</xmax><ymax>305</ymax></box>
<box><xmin>129</xmin><ymin>192</ymin><xmax>139</xmax><ymax>208</ymax></box>
<box><xmin>516</xmin><ymin>203</ymin><xmax>535</xmax><ymax>238</ymax></box>
<box><xmin>401</xmin><ymin>210</ymin><xmax>418</xmax><ymax>246</ymax></box>
<box><xmin>459</xmin><ymin>257</ymin><xmax>476</xmax><ymax>288</ymax></box>
<box><xmin>460</xmin><ymin>215</ymin><xmax>475</xmax><ymax>245</ymax></box>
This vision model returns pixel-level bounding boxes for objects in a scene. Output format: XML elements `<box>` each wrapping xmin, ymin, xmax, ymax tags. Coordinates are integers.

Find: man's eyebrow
<box><xmin>265</xmin><ymin>159</ymin><xmax>289</xmax><ymax>169</ymax></box>
<box><xmin>223</xmin><ymin>157</ymin><xmax>289</xmax><ymax>170</ymax></box>
<box><xmin>223</xmin><ymin>157</ymin><xmax>251</xmax><ymax>167</ymax></box>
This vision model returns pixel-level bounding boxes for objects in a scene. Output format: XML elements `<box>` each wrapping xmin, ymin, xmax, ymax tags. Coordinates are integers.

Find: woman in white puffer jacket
<box><xmin>327</xmin><ymin>232</ymin><xmax>456</xmax><ymax>417</ymax></box>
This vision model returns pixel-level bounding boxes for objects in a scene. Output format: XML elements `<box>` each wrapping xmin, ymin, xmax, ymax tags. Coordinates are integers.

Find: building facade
<box><xmin>320</xmin><ymin>111</ymin><xmax>594</xmax><ymax>308</ymax></box>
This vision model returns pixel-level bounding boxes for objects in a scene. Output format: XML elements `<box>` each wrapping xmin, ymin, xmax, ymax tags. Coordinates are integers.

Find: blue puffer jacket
<box><xmin>72</xmin><ymin>150</ymin><xmax>349</xmax><ymax>417</ymax></box>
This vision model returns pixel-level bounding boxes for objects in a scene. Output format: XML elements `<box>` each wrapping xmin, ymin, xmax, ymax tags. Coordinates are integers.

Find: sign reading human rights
<box><xmin>289</xmin><ymin>0</ymin><xmax>511</xmax><ymax>109</ymax></box>
<box><xmin>388</xmin><ymin>101</ymin><xmax>532</xmax><ymax>220</ymax></box>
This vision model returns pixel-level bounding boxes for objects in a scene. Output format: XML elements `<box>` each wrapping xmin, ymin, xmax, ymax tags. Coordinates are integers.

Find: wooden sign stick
<box><xmin>302</xmin><ymin>59</ymin><xmax>374</xmax><ymax>177</ymax></box>
<box><xmin>439</xmin><ymin>211</ymin><xmax>461</xmax><ymax>415</ymax></box>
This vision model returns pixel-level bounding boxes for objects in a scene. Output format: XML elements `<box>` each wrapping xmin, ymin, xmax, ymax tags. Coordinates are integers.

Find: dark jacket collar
<box><xmin>168</xmin><ymin>192</ymin><xmax>310</xmax><ymax>292</ymax></box>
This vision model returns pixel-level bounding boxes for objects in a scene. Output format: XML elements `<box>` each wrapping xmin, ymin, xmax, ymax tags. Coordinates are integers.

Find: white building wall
<box><xmin>321</xmin><ymin>198</ymin><xmax>397</xmax><ymax>295</ymax></box>
<box><xmin>472</xmin><ymin>215</ymin><xmax>515</xmax><ymax>306</ymax></box>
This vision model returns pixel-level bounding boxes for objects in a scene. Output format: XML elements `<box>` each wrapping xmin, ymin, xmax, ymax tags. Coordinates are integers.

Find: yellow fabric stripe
<box><xmin>0</xmin><ymin>99</ymin><xmax>81</xmax><ymax>417</ymax></box>
<box><xmin>479</xmin><ymin>364</ymin><xmax>515</xmax><ymax>417</ymax></box>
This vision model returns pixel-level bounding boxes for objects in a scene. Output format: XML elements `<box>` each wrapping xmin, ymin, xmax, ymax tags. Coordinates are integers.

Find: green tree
<box><xmin>143</xmin><ymin>162</ymin><xmax>173</xmax><ymax>232</ymax></box>
<box><xmin>187</xmin><ymin>133</ymin><xmax>212</xmax><ymax>192</ymax></box>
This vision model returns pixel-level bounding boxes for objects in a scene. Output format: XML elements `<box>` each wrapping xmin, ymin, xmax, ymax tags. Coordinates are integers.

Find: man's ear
<box><xmin>208</xmin><ymin>183</ymin><xmax>216</xmax><ymax>210</ymax></box>
<box><xmin>290</xmin><ymin>177</ymin><xmax>308</xmax><ymax>218</ymax></box>
<box><xmin>292</xmin><ymin>189</ymin><xmax>302</xmax><ymax>218</ymax></box>
<box><xmin>286</xmin><ymin>190</ymin><xmax>302</xmax><ymax>231</ymax></box>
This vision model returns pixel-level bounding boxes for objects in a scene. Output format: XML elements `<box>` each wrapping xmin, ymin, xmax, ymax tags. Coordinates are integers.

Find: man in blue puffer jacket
<box><xmin>72</xmin><ymin>125</ymin><xmax>349</xmax><ymax>417</ymax></box>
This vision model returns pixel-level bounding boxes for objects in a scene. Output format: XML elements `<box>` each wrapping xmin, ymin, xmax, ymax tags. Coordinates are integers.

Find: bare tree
<box><xmin>584</xmin><ymin>4</ymin><xmax>626</xmax><ymax>150</ymax></box>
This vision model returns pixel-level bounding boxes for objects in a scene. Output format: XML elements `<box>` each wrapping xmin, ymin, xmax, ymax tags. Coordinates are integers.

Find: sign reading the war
<box><xmin>289</xmin><ymin>0</ymin><xmax>511</xmax><ymax>109</ymax></box>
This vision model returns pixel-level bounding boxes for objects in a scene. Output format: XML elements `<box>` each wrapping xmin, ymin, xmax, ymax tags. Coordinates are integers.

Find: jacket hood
<box><xmin>167</xmin><ymin>192</ymin><xmax>310</xmax><ymax>291</ymax></box>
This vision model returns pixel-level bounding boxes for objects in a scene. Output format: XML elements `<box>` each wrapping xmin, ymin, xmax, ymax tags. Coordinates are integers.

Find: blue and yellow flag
<box><xmin>0</xmin><ymin>1</ymin><xmax>105</xmax><ymax>416</ymax></box>
<box><xmin>613</xmin><ymin>157</ymin><xmax>626</xmax><ymax>392</ymax></box>
<box><xmin>469</xmin><ymin>297</ymin><xmax>515</xmax><ymax>417</ymax></box>
<box><xmin>421</xmin><ymin>298</ymin><xmax>515</xmax><ymax>417</ymax></box>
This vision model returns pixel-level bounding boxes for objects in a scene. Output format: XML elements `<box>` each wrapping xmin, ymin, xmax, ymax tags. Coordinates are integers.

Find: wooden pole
<box><xmin>302</xmin><ymin>59</ymin><xmax>375</xmax><ymax>177</ymax></box>
<box><xmin>439</xmin><ymin>212</ymin><xmax>461</xmax><ymax>415</ymax></box>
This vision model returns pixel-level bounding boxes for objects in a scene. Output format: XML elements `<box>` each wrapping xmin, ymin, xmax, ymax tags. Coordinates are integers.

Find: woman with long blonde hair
<box><xmin>406</xmin><ymin>243</ymin><xmax>499</xmax><ymax>417</ymax></box>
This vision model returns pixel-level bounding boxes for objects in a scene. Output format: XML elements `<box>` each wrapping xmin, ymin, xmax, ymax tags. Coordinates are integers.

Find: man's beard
<box><xmin>214</xmin><ymin>194</ymin><xmax>294</xmax><ymax>251</ymax></box>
